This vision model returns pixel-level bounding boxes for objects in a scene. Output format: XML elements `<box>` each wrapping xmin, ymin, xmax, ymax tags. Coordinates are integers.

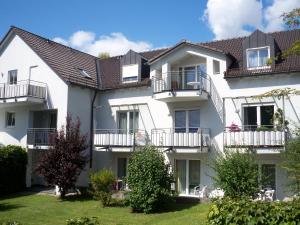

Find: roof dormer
<box><xmin>242</xmin><ymin>30</ymin><xmax>275</xmax><ymax>70</ymax></box>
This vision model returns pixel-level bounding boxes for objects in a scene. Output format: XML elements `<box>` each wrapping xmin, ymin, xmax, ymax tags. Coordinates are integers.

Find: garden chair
<box><xmin>264</xmin><ymin>189</ymin><xmax>275</xmax><ymax>201</ymax></box>
<box><xmin>209</xmin><ymin>188</ymin><xmax>224</xmax><ymax>199</ymax></box>
<box><xmin>194</xmin><ymin>185</ymin><xmax>207</xmax><ymax>198</ymax></box>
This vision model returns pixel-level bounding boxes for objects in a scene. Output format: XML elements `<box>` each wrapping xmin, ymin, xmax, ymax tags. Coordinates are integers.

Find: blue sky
<box><xmin>0</xmin><ymin>0</ymin><xmax>299</xmax><ymax>56</ymax></box>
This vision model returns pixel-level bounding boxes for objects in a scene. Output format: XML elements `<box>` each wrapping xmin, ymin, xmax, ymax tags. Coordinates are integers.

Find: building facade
<box><xmin>0</xmin><ymin>27</ymin><xmax>299</xmax><ymax>199</ymax></box>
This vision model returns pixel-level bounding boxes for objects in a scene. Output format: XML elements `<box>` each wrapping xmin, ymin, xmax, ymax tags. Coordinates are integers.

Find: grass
<box><xmin>0</xmin><ymin>193</ymin><xmax>210</xmax><ymax>225</ymax></box>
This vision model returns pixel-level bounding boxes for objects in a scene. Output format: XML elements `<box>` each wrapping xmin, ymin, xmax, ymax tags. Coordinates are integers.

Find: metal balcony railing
<box><xmin>223</xmin><ymin>125</ymin><xmax>286</xmax><ymax>147</ymax></box>
<box><xmin>27</xmin><ymin>128</ymin><xmax>56</xmax><ymax>146</ymax></box>
<box><xmin>151</xmin><ymin>128</ymin><xmax>210</xmax><ymax>148</ymax></box>
<box><xmin>0</xmin><ymin>80</ymin><xmax>47</xmax><ymax>100</ymax></box>
<box><xmin>152</xmin><ymin>71</ymin><xmax>210</xmax><ymax>94</ymax></box>
<box><xmin>94</xmin><ymin>129</ymin><xmax>149</xmax><ymax>147</ymax></box>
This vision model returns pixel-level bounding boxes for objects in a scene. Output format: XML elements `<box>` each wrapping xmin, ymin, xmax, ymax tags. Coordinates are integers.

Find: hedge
<box><xmin>0</xmin><ymin>145</ymin><xmax>27</xmax><ymax>196</ymax></box>
<box><xmin>207</xmin><ymin>197</ymin><xmax>300</xmax><ymax>225</ymax></box>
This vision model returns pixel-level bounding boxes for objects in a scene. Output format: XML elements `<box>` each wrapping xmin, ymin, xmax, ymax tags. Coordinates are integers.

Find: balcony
<box><xmin>27</xmin><ymin>128</ymin><xmax>56</xmax><ymax>148</ymax></box>
<box><xmin>0</xmin><ymin>80</ymin><xmax>47</xmax><ymax>106</ymax></box>
<box><xmin>94</xmin><ymin>129</ymin><xmax>149</xmax><ymax>149</ymax></box>
<box><xmin>223</xmin><ymin>125</ymin><xmax>286</xmax><ymax>149</ymax></box>
<box><xmin>151</xmin><ymin>128</ymin><xmax>210</xmax><ymax>152</ymax></box>
<box><xmin>152</xmin><ymin>71</ymin><xmax>210</xmax><ymax>102</ymax></box>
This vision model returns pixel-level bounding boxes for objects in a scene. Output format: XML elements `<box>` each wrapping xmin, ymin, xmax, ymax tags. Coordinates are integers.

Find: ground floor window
<box><xmin>117</xmin><ymin>158</ymin><xmax>127</xmax><ymax>180</ymax></box>
<box><xmin>6</xmin><ymin>112</ymin><xmax>15</xmax><ymax>127</ymax></box>
<box><xmin>175</xmin><ymin>159</ymin><xmax>201</xmax><ymax>195</ymax></box>
<box><xmin>261</xmin><ymin>164</ymin><xmax>276</xmax><ymax>190</ymax></box>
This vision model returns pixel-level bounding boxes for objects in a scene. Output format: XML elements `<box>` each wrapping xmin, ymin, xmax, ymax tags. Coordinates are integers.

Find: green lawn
<box><xmin>0</xmin><ymin>193</ymin><xmax>210</xmax><ymax>225</ymax></box>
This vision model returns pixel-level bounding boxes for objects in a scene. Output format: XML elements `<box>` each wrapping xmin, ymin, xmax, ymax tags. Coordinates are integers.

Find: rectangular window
<box><xmin>243</xmin><ymin>105</ymin><xmax>274</xmax><ymax>131</ymax></box>
<box><xmin>6</xmin><ymin>112</ymin><xmax>15</xmax><ymax>127</ymax></box>
<box><xmin>8</xmin><ymin>70</ymin><xmax>17</xmax><ymax>84</ymax></box>
<box><xmin>213</xmin><ymin>60</ymin><xmax>220</xmax><ymax>74</ymax></box>
<box><xmin>122</xmin><ymin>64</ymin><xmax>138</xmax><ymax>83</ymax></box>
<box><xmin>261</xmin><ymin>164</ymin><xmax>276</xmax><ymax>190</ymax></box>
<box><xmin>177</xmin><ymin>64</ymin><xmax>206</xmax><ymax>90</ymax></box>
<box><xmin>117</xmin><ymin>111</ymin><xmax>139</xmax><ymax>133</ymax></box>
<box><xmin>247</xmin><ymin>47</ymin><xmax>270</xmax><ymax>68</ymax></box>
<box><xmin>175</xmin><ymin>109</ymin><xmax>200</xmax><ymax>133</ymax></box>
<box><xmin>117</xmin><ymin>158</ymin><xmax>127</xmax><ymax>179</ymax></box>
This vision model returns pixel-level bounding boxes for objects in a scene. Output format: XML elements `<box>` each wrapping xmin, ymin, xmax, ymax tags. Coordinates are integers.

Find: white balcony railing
<box><xmin>94</xmin><ymin>129</ymin><xmax>149</xmax><ymax>147</ymax></box>
<box><xmin>27</xmin><ymin>128</ymin><xmax>56</xmax><ymax>146</ymax></box>
<box><xmin>223</xmin><ymin>126</ymin><xmax>286</xmax><ymax>147</ymax></box>
<box><xmin>0</xmin><ymin>80</ymin><xmax>47</xmax><ymax>100</ymax></box>
<box><xmin>152</xmin><ymin>71</ymin><xmax>210</xmax><ymax>94</ymax></box>
<box><xmin>151</xmin><ymin>128</ymin><xmax>210</xmax><ymax>148</ymax></box>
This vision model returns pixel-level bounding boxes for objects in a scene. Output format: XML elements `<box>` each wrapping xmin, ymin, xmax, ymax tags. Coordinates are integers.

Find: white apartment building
<box><xmin>0</xmin><ymin>27</ymin><xmax>299</xmax><ymax>199</ymax></box>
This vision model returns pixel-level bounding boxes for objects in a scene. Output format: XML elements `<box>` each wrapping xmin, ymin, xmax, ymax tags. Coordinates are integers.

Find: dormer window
<box><xmin>122</xmin><ymin>64</ymin><xmax>138</xmax><ymax>83</ymax></box>
<box><xmin>246</xmin><ymin>47</ymin><xmax>270</xmax><ymax>69</ymax></box>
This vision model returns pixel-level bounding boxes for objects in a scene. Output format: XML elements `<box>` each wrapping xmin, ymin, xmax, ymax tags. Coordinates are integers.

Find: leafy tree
<box><xmin>36</xmin><ymin>115</ymin><xmax>88</xmax><ymax>198</ymax></box>
<box><xmin>127</xmin><ymin>145</ymin><xmax>173</xmax><ymax>213</ymax></box>
<box><xmin>98</xmin><ymin>52</ymin><xmax>110</xmax><ymax>59</ymax></box>
<box><xmin>281</xmin><ymin>136</ymin><xmax>300</xmax><ymax>194</ymax></box>
<box><xmin>211</xmin><ymin>150</ymin><xmax>259</xmax><ymax>199</ymax></box>
<box><xmin>89</xmin><ymin>169</ymin><xmax>115</xmax><ymax>207</ymax></box>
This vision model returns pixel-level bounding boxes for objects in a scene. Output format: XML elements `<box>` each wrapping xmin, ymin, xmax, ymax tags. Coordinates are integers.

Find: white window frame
<box><xmin>8</xmin><ymin>70</ymin><xmax>18</xmax><ymax>85</ymax></box>
<box><xmin>122</xmin><ymin>64</ymin><xmax>138</xmax><ymax>83</ymax></box>
<box><xmin>213</xmin><ymin>60</ymin><xmax>220</xmax><ymax>74</ymax></box>
<box><xmin>117</xmin><ymin>110</ymin><xmax>139</xmax><ymax>132</ymax></box>
<box><xmin>246</xmin><ymin>46</ymin><xmax>271</xmax><ymax>70</ymax></box>
<box><xmin>242</xmin><ymin>103</ymin><xmax>275</xmax><ymax>128</ymax></box>
<box><xmin>6</xmin><ymin>112</ymin><xmax>16</xmax><ymax>128</ymax></box>
<box><xmin>173</xmin><ymin>108</ymin><xmax>200</xmax><ymax>133</ymax></box>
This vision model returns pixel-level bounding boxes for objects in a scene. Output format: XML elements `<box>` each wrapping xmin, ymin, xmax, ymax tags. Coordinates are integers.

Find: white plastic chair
<box><xmin>209</xmin><ymin>188</ymin><xmax>225</xmax><ymax>199</ymax></box>
<box><xmin>194</xmin><ymin>185</ymin><xmax>207</xmax><ymax>198</ymax></box>
<box><xmin>265</xmin><ymin>190</ymin><xmax>275</xmax><ymax>201</ymax></box>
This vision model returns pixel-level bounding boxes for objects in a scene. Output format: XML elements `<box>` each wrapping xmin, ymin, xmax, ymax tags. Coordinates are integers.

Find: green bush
<box><xmin>0</xmin><ymin>145</ymin><xmax>27</xmax><ymax>196</ymax></box>
<box><xmin>211</xmin><ymin>150</ymin><xmax>259</xmax><ymax>198</ymax></box>
<box><xmin>0</xmin><ymin>222</ymin><xmax>22</xmax><ymax>225</ymax></box>
<box><xmin>66</xmin><ymin>217</ymin><xmax>101</xmax><ymax>225</ymax></box>
<box><xmin>127</xmin><ymin>145</ymin><xmax>173</xmax><ymax>213</ymax></box>
<box><xmin>207</xmin><ymin>197</ymin><xmax>300</xmax><ymax>225</ymax></box>
<box><xmin>89</xmin><ymin>169</ymin><xmax>115</xmax><ymax>207</ymax></box>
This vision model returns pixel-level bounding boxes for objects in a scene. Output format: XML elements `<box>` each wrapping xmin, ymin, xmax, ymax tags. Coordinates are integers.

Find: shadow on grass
<box><xmin>59</xmin><ymin>194</ymin><xmax>93</xmax><ymax>202</ymax></box>
<box><xmin>0</xmin><ymin>191</ymin><xmax>36</xmax><ymax>201</ymax></box>
<box><xmin>0</xmin><ymin>202</ymin><xmax>23</xmax><ymax>212</ymax></box>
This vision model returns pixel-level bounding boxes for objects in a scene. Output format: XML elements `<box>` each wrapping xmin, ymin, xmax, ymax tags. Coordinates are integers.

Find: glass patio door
<box><xmin>176</xmin><ymin>160</ymin><xmax>186</xmax><ymax>194</ymax></box>
<box><xmin>189</xmin><ymin>160</ymin><xmax>201</xmax><ymax>195</ymax></box>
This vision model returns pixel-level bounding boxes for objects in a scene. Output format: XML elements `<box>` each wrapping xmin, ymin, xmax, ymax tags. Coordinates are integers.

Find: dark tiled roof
<box><xmin>201</xmin><ymin>29</ymin><xmax>300</xmax><ymax>77</ymax></box>
<box><xmin>7</xmin><ymin>26</ymin><xmax>99</xmax><ymax>89</ymax></box>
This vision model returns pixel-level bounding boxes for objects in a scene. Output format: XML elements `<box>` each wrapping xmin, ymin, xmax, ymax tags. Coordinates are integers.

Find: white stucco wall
<box><xmin>0</xmin><ymin>34</ymin><xmax>69</xmax><ymax>146</ymax></box>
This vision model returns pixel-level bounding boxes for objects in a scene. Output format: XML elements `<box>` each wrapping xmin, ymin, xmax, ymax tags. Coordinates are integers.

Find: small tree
<box><xmin>127</xmin><ymin>145</ymin><xmax>173</xmax><ymax>213</ymax></box>
<box><xmin>90</xmin><ymin>169</ymin><xmax>115</xmax><ymax>207</ymax></box>
<box><xmin>36</xmin><ymin>115</ymin><xmax>88</xmax><ymax>198</ymax></box>
<box><xmin>281</xmin><ymin>136</ymin><xmax>300</xmax><ymax>194</ymax></box>
<box><xmin>98</xmin><ymin>52</ymin><xmax>110</xmax><ymax>59</ymax></box>
<box><xmin>211</xmin><ymin>149</ymin><xmax>259</xmax><ymax>199</ymax></box>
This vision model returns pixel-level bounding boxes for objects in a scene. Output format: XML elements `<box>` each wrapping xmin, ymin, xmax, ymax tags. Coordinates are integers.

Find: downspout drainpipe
<box><xmin>90</xmin><ymin>59</ymin><xmax>102</xmax><ymax>169</ymax></box>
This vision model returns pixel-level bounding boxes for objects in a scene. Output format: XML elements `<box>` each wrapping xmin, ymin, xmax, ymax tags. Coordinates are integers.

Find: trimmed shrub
<box><xmin>207</xmin><ymin>197</ymin><xmax>300</xmax><ymax>225</ymax></box>
<box><xmin>89</xmin><ymin>169</ymin><xmax>115</xmax><ymax>207</ymax></box>
<box><xmin>211</xmin><ymin>150</ymin><xmax>259</xmax><ymax>198</ymax></box>
<box><xmin>66</xmin><ymin>217</ymin><xmax>101</xmax><ymax>225</ymax></box>
<box><xmin>0</xmin><ymin>145</ymin><xmax>27</xmax><ymax>196</ymax></box>
<box><xmin>127</xmin><ymin>145</ymin><xmax>173</xmax><ymax>213</ymax></box>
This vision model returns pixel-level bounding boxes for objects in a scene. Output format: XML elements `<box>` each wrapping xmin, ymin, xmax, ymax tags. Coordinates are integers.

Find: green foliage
<box><xmin>281</xmin><ymin>137</ymin><xmax>300</xmax><ymax>194</ymax></box>
<box><xmin>256</xmin><ymin>126</ymin><xmax>273</xmax><ymax>132</ymax></box>
<box><xmin>127</xmin><ymin>145</ymin><xmax>173</xmax><ymax>213</ymax></box>
<box><xmin>283</xmin><ymin>8</ymin><xmax>300</xmax><ymax>28</ymax></box>
<box><xmin>207</xmin><ymin>197</ymin><xmax>300</xmax><ymax>225</ymax></box>
<box><xmin>89</xmin><ymin>169</ymin><xmax>115</xmax><ymax>207</ymax></box>
<box><xmin>0</xmin><ymin>222</ymin><xmax>22</xmax><ymax>225</ymax></box>
<box><xmin>211</xmin><ymin>150</ymin><xmax>259</xmax><ymax>198</ymax></box>
<box><xmin>98</xmin><ymin>52</ymin><xmax>110</xmax><ymax>59</ymax></box>
<box><xmin>66</xmin><ymin>217</ymin><xmax>101</xmax><ymax>225</ymax></box>
<box><xmin>0</xmin><ymin>145</ymin><xmax>27</xmax><ymax>196</ymax></box>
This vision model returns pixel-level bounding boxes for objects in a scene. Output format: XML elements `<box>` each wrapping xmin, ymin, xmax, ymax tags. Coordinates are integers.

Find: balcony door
<box><xmin>175</xmin><ymin>109</ymin><xmax>200</xmax><ymax>133</ymax></box>
<box><xmin>243</xmin><ymin>105</ymin><xmax>274</xmax><ymax>131</ymax></box>
<box><xmin>118</xmin><ymin>111</ymin><xmax>139</xmax><ymax>134</ymax></box>
<box><xmin>177</xmin><ymin>64</ymin><xmax>206</xmax><ymax>90</ymax></box>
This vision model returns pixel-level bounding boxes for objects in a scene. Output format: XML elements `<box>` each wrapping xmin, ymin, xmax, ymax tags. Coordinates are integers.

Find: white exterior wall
<box><xmin>0</xmin><ymin>35</ymin><xmax>69</xmax><ymax>147</ymax></box>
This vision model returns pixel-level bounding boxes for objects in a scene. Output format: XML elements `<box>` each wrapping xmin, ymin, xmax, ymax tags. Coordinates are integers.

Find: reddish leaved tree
<box><xmin>36</xmin><ymin>114</ymin><xmax>88</xmax><ymax>198</ymax></box>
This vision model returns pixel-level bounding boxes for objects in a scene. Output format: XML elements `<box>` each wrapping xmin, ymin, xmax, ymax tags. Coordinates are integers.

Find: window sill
<box><xmin>247</xmin><ymin>66</ymin><xmax>271</xmax><ymax>71</ymax></box>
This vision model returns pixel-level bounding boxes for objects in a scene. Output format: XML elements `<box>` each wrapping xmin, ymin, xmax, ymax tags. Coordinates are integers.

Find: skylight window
<box><xmin>78</xmin><ymin>68</ymin><xmax>91</xmax><ymax>78</ymax></box>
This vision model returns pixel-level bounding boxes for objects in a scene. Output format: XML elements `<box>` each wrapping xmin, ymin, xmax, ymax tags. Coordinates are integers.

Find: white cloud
<box><xmin>203</xmin><ymin>0</ymin><xmax>263</xmax><ymax>40</ymax></box>
<box><xmin>203</xmin><ymin>0</ymin><xmax>300</xmax><ymax>40</ymax></box>
<box><xmin>264</xmin><ymin>0</ymin><xmax>300</xmax><ymax>32</ymax></box>
<box><xmin>53</xmin><ymin>31</ymin><xmax>152</xmax><ymax>57</ymax></box>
